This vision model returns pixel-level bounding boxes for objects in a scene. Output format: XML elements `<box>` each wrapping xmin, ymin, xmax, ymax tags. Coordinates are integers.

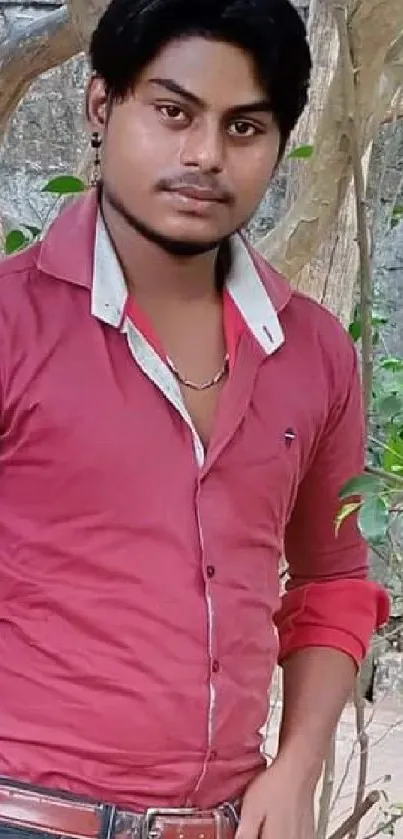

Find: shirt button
<box><xmin>212</xmin><ymin>660</ymin><xmax>220</xmax><ymax>674</ymax></box>
<box><xmin>210</xmin><ymin>750</ymin><xmax>218</xmax><ymax>761</ymax></box>
<box><xmin>206</xmin><ymin>566</ymin><xmax>215</xmax><ymax>579</ymax></box>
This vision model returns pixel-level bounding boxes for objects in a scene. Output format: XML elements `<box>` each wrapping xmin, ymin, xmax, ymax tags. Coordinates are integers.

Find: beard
<box><xmin>101</xmin><ymin>182</ymin><xmax>234</xmax><ymax>258</ymax></box>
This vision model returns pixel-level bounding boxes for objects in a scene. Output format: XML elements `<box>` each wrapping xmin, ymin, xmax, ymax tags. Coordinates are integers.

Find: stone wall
<box><xmin>0</xmin><ymin>2</ymin><xmax>87</xmax><ymax>229</ymax></box>
<box><xmin>375</xmin><ymin>653</ymin><xmax>403</xmax><ymax>705</ymax></box>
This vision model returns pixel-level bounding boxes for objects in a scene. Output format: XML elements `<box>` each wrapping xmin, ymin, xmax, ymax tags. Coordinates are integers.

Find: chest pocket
<box><xmin>211</xmin><ymin>422</ymin><xmax>301</xmax><ymax>555</ymax></box>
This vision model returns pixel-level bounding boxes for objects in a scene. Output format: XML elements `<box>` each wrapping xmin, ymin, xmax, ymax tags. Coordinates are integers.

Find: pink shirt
<box><xmin>0</xmin><ymin>191</ymin><xmax>388</xmax><ymax>810</ymax></box>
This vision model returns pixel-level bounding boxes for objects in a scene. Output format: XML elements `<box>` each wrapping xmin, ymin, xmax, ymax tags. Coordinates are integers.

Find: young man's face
<box><xmin>88</xmin><ymin>37</ymin><xmax>281</xmax><ymax>252</ymax></box>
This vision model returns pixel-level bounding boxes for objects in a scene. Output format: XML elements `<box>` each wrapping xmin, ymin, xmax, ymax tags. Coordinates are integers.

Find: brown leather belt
<box><xmin>0</xmin><ymin>780</ymin><xmax>239</xmax><ymax>839</ymax></box>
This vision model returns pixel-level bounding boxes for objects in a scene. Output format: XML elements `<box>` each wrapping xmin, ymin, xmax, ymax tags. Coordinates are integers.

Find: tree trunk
<box><xmin>0</xmin><ymin>8</ymin><xmax>79</xmax><ymax>144</ymax></box>
<box><xmin>257</xmin><ymin>0</ymin><xmax>403</xmax><ymax>325</ymax></box>
<box><xmin>67</xmin><ymin>0</ymin><xmax>108</xmax><ymax>47</ymax></box>
<box><xmin>284</xmin><ymin>0</ymin><xmax>361</xmax><ymax>324</ymax></box>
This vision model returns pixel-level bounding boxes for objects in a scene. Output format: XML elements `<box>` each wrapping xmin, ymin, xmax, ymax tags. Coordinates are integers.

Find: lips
<box><xmin>168</xmin><ymin>186</ymin><xmax>226</xmax><ymax>203</ymax></box>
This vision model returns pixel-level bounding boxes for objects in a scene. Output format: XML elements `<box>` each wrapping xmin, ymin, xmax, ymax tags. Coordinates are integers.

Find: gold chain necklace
<box><xmin>166</xmin><ymin>354</ymin><xmax>229</xmax><ymax>391</ymax></box>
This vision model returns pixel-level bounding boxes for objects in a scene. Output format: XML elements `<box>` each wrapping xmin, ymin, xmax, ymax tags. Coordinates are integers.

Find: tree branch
<box><xmin>0</xmin><ymin>7</ymin><xmax>80</xmax><ymax>144</ymax></box>
<box><xmin>316</xmin><ymin>735</ymin><xmax>337</xmax><ymax>839</ymax></box>
<box><xmin>257</xmin><ymin>1</ymin><xmax>403</xmax><ymax>280</ymax></box>
<box><xmin>349</xmin><ymin>682</ymin><xmax>370</xmax><ymax>839</ymax></box>
<box><xmin>381</xmin><ymin>89</ymin><xmax>403</xmax><ymax>123</ymax></box>
<box><xmin>365</xmin><ymin>464</ymin><xmax>403</xmax><ymax>486</ymax></box>
<box><xmin>67</xmin><ymin>0</ymin><xmax>107</xmax><ymax>48</ymax></box>
<box><xmin>333</xmin><ymin>3</ymin><xmax>373</xmax><ymax>420</ymax></box>
<box><xmin>0</xmin><ymin>7</ymin><xmax>67</xmax><ymax>65</ymax></box>
<box><xmin>328</xmin><ymin>792</ymin><xmax>381</xmax><ymax>839</ymax></box>
<box><xmin>364</xmin><ymin>812</ymin><xmax>403</xmax><ymax>839</ymax></box>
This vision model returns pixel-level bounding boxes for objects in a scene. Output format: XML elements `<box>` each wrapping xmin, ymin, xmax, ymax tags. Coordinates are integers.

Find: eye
<box><xmin>228</xmin><ymin>120</ymin><xmax>260</xmax><ymax>138</ymax></box>
<box><xmin>156</xmin><ymin>104</ymin><xmax>188</xmax><ymax>123</ymax></box>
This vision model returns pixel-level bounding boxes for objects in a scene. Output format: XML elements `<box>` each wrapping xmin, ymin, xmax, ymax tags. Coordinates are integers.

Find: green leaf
<box><xmin>4</xmin><ymin>229</ymin><xmax>29</xmax><ymax>255</ymax></box>
<box><xmin>372</xmin><ymin>315</ymin><xmax>389</xmax><ymax>327</ymax></box>
<box><xmin>287</xmin><ymin>144</ymin><xmax>314</xmax><ymax>160</ymax></box>
<box><xmin>377</xmin><ymin>394</ymin><xmax>403</xmax><ymax>420</ymax></box>
<box><xmin>383</xmin><ymin>431</ymin><xmax>403</xmax><ymax>473</ymax></box>
<box><xmin>349</xmin><ymin>306</ymin><xmax>361</xmax><ymax>341</ymax></box>
<box><xmin>358</xmin><ymin>497</ymin><xmax>389</xmax><ymax>543</ymax></box>
<box><xmin>391</xmin><ymin>204</ymin><xmax>403</xmax><ymax>229</ymax></box>
<box><xmin>380</xmin><ymin>357</ymin><xmax>403</xmax><ymax>373</ymax></box>
<box><xmin>339</xmin><ymin>473</ymin><xmax>384</xmax><ymax>500</ymax></box>
<box><xmin>335</xmin><ymin>501</ymin><xmax>362</xmax><ymax>535</ymax></box>
<box><xmin>348</xmin><ymin>311</ymin><xmax>388</xmax><ymax>344</ymax></box>
<box><xmin>42</xmin><ymin>175</ymin><xmax>87</xmax><ymax>195</ymax></box>
<box><xmin>349</xmin><ymin>319</ymin><xmax>361</xmax><ymax>342</ymax></box>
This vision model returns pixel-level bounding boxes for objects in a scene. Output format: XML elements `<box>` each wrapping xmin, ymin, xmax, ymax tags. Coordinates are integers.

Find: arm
<box><xmin>274</xmin><ymin>336</ymin><xmax>389</xmax><ymax>778</ymax></box>
<box><xmin>278</xmin><ymin>648</ymin><xmax>356</xmax><ymax>783</ymax></box>
<box><xmin>236</xmin><ymin>335</ymin><xmax>389</xmax><ymax>839</ymax></box>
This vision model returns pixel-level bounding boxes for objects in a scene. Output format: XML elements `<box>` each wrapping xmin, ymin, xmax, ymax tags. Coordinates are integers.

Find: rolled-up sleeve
<box><xmin>274</xmin><ymin>336</ymin><xmax>390</xmax><ymax>666</ymax></box>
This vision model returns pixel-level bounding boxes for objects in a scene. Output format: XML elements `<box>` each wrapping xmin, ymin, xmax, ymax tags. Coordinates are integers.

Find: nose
<box><xmin>179</xmin><ymin>117</ymin><xmax>224</xmax><ymax>174</ymax></box>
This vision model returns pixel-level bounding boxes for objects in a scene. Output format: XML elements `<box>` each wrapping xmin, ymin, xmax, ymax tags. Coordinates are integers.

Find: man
<box><xmin>0</xmin><ymin>2</ymin><xmax>389</xmax><ymax>839</ymax></box>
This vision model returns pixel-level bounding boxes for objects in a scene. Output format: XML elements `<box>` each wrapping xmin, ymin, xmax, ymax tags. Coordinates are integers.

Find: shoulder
<box><xmin>0</xmin><ymin>242</ymin><xmax>41</xmax><ymax>307</ymax></box>
<box><xmin>0</xmin><ymin>245</ymin><xmax>42</xmax><ymax>355</ymax></box>
<box><xmin>288</xmin><ymin>288</ymin><xmax>354</xmax><ymax>357</ymax></box>
<box><xmin>249</xmin><ymin>244</ymin><xmax>356</xmax><ymax>374</ymax></box>
<box><xmin>289</xmin><ymin>291</ymin><xmax>360</xmax><ymax>412</ymax></box>
<box><xmin>0</xmin><ymin>241</ymin><xmax>61</xmax><ymax>360</ymax></box>
<box><xmin>248</xmin><ymin>246</ymin><xmax>359</xmax><ymax>418</ymax></box>
<box><xmin>0</xmin><ymin>240</ymin><xmax>40</xmax><ymax>277</ymax></box>
<box><xmin>0</xmin><ymin>238</ymin><xmax>69</xmax><ymax>323</ymax></box>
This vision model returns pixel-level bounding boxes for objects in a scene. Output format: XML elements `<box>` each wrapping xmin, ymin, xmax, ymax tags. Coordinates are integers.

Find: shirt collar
<box><xmin>92</xmin><ymin>211</ymin><xmax>286</xmax><ymax>356</ymax></box>
<box><xmin>91</xmin><ymin>210</ymin><xmax>127</xmax><ymax>329</ymax></box>
<box><xmin>37</xmin><ymin>189</ymin><xmax>291</xmax><ymax>357</ymax></box>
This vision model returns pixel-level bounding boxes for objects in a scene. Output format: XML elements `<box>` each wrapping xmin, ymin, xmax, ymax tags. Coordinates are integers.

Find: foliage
<box><xmin>287</xmin><ymin>143</ymin><xmax>315</xmax><ymax>160</ymax></box>
<box><xmin>42</xmin><ymin>175</ymin><xmax>86</xmax><ymax>195</ymax></box>
<box><xmin>391</xmin><ymin>204</ymin><xmax>403</xmax><ymax>230</ymax></box>
<box><xmin>3</xmin><ymin>174</ymin><xmax>87</xmax><ymax>255</ymax></box>
<box><xmin>339</xmin><ymin>307</ymin><xmax>403</xmax><ymax>617</ymax></box>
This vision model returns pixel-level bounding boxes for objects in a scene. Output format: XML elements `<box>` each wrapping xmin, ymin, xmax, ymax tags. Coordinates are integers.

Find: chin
<box><xmin>162</xmin><ymin>218</ymin><xmax>226</xmax><ymax>243</ymax></box>
<box><xmin>102</xmin><ymin>186</ymin><xmax>230</xmax><ymax>256</ymax></box>
<box><xmin>164</xmin><ymin>228</ymin><xmax>222</xmax><ymax>245</ymax></box>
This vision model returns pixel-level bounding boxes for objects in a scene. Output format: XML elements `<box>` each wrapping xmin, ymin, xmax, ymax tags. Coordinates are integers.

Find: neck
<box><xmin>100</xmin><ymin>190</ymin><xmax>225</xmax><ymax>304</ymax></box>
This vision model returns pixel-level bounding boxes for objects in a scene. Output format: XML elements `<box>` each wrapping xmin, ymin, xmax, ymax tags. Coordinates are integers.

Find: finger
<box><xmin>235</xmin><ymin>808</ymin><xmax>262</xmax><ymax>839</ymax></box>
<box><xmin>235</xmin><ymin>820</ymin><xmax>260</xmax><ymax>839</ymax></box>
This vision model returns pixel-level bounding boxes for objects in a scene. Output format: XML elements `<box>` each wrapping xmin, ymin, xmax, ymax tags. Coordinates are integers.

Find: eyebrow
<box><xmin>148</xmin><ymin>77</ymin><xmax>272</xmax><ymax>116</ymax></box>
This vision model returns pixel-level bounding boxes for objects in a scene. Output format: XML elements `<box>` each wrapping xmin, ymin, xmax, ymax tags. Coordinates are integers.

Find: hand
<box><xmin>235</xmin><ymin>756</ymin><xmax>317</xmax><ymax>839</ymax></box>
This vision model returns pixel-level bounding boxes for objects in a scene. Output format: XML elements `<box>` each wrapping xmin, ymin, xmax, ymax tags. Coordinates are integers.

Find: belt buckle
<box><xmin>142</xmin><ymin>808</ymin><xmax>196</xmax><ymax>839</ymax></box>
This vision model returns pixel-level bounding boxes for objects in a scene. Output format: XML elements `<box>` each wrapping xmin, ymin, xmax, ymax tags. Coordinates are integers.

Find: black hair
<box><xmin>90</xmin><ymin>0</ymin><xmax>311</xmax><ymax>158</ymax></box>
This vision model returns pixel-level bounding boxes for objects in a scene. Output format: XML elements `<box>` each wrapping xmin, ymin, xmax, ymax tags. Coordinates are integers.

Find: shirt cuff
<box><xmin>274</xmin><ymin>578</ymin><xmax>390</xmax><ymax>666</ymax></box>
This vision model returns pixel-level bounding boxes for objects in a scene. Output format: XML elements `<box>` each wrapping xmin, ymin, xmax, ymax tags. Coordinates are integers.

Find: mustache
<box><xmin>156</xmin><ymin>173</ymin><xmax>234</xmax><ymax>204</ymax></box>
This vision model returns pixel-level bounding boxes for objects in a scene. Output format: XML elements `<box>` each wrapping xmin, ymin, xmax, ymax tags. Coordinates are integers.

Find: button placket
<box><xmin>191</xmin><ymin>479</ymin><xmax>218</xmax><ymax>796</ymax></box>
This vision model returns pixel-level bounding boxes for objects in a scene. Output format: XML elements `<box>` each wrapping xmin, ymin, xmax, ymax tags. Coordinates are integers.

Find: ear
<box><xmin>86</xmin><ymin>74</ymin><xmax>109</xmax><ymax>136</ymax></box>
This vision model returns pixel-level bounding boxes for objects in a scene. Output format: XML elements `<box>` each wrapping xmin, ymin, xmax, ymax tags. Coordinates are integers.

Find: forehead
<box><xmin>138</xmin><ymin>36</ymin><xmax>267</xmax><ymax>109</ymax></box>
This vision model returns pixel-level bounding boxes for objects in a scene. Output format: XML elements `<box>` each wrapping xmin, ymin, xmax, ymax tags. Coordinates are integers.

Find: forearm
<box><xmin>276</xmin><ymin>646</ymin><xmax>356</xmax><ymax>784</ymax></box>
